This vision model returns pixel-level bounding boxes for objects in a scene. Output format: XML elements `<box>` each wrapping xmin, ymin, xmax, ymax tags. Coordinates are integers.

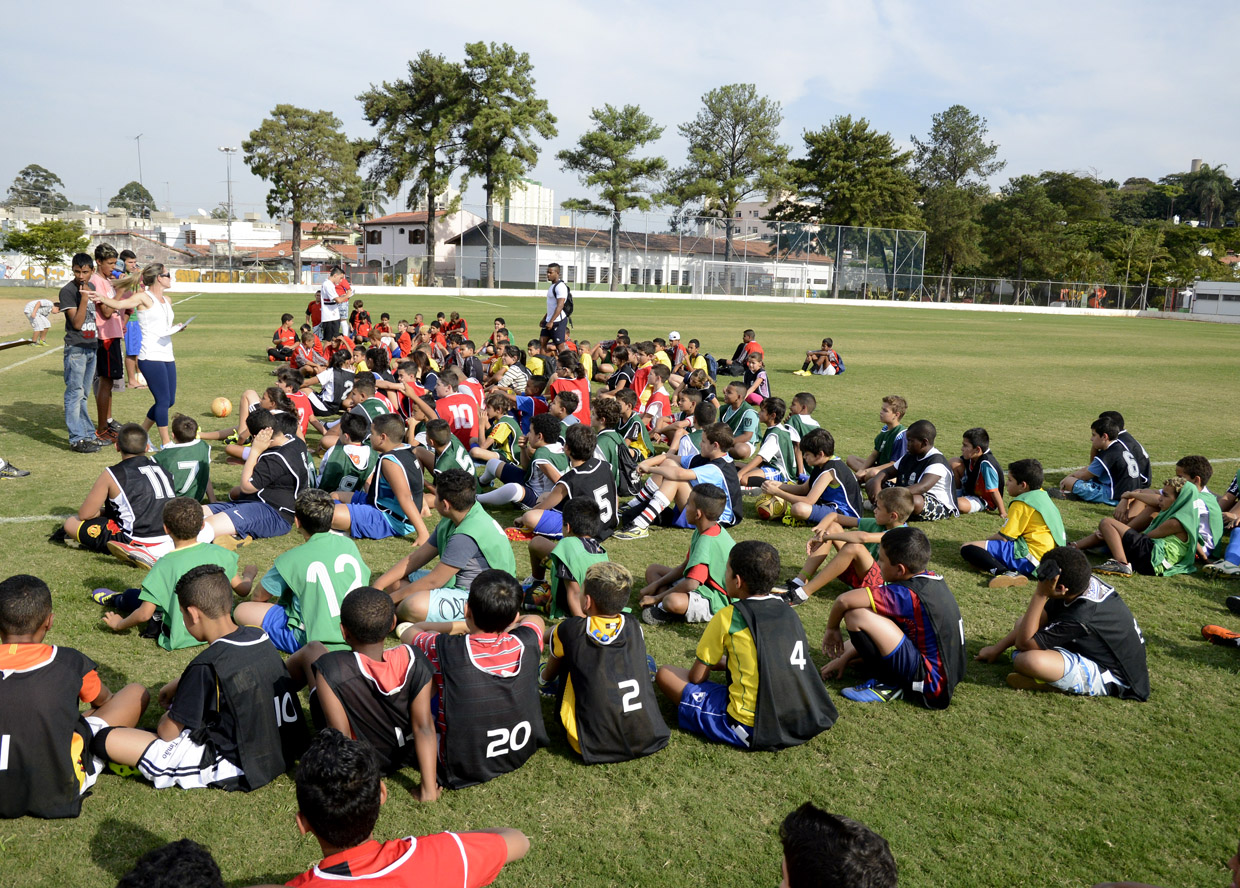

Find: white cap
<box><xmin>668</xmin><ymin>331</ymin><xmax>681</xmax><ymax>340</ymax></box>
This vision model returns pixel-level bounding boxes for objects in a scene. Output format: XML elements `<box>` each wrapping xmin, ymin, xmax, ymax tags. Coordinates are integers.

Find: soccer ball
<box><xmin>755</xmin><ymin>493</ymin><xmax>787</xmax><ymax>520</ymax></box>
<box><xmin>212</xmin><ymin>397</ymin><xmax>233</xmax><ymax>418</ymax></box>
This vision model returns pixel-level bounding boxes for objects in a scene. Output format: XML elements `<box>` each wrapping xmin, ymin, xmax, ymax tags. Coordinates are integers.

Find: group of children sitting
<box><xmin>14</xmin><ymin>304</ymin><xmax>1240</xmax><ymax>887</ymax></box>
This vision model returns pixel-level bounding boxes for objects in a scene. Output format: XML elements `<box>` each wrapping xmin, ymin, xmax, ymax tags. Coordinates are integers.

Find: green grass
<box><xmin>1</xmin><ymin>290</ymin><xmax>1239</xmax><ymax>888</ymax></box>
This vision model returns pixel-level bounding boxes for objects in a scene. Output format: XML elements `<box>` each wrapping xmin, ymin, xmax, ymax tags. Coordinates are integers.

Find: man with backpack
<box><xmin>541</xmin><ymin>263</ymin><xmax>572</xmax><ymax>350</ymax></box>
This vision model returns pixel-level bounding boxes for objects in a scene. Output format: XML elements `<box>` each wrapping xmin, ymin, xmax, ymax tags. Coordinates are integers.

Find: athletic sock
<box><xmin>801</xmin><ymin>360</ymin><xmax>811</xmax><ymax>371</ymax></box>
<box><xmin>477</xmin><ymin>483</ymin><xmax>525</xmax><ymax>506</ymax></box>
<box><xmin>479</xmin><ymin>458</ymin><xmax>502</xmax><ymax>485</ymax></box>
<box><xmin>197</xmin><ymin>524</ymin><xmax>216</xmax><ymax>544</ymax></box>
<box><xmin>630</xmin><ymin>491</ymin><xmax>670</xmax><ymax>530</ymax></box>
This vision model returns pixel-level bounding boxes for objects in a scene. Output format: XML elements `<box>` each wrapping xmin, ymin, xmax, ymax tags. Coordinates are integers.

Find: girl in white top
<box><xmin>92</xmin><ymin>263</ymin><xmax>180</xmax><ymax>446</ymax></box>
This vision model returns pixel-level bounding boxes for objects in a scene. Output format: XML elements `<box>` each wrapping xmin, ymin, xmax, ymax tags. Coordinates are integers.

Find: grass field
<box><xmin>1</xmin><ymin>288</ymin><xmax>1238</xmax><ymax>888</ymax></box>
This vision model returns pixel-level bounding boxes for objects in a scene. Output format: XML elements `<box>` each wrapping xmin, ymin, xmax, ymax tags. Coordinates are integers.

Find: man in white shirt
<box><xmin>540</xmin><ymin>262</ymin><xmax>570</xmax><ymax>350</ymax></box>
<box><xmin>319</xmin><ymin>266</ymin><xmax>349</xmax><ymax>340</ymax></box>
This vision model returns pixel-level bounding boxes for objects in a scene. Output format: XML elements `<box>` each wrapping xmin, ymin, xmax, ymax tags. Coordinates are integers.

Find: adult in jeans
<box><xmin>318</xmin><ymin>265</ymin><xmax>349</xmax><ymax>341</ymax></box>
<box><xmin>92</xmin><ymin>263</ymin><xmax>179</xmax><ymax>447</ymax></box>
<box><xmin>59</xmin><ymin>252</ymin><xmax>102</xmax><ymax>453</ymax></box>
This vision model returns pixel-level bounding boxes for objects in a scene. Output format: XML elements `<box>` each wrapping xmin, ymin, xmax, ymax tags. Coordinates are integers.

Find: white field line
<box><xmin>1044</xmin><ymin>458</ymin><xmax>1240</xmax><ymax>473</ymax></box>
<box><xmin>0</xmin><ymin>514</ymin><xmax>72</xmax><ymax>524</ymax></box>
<box><xmin>450</xmin><ymin>295</ymin><xmax>507</xmax><ymax>308</ymax></box>
<box><xmin>171</xmin><ymin>292</ymin><xmax>204</xmax><ymax>305</ymax></box>
<box><xmin>0</xmin><ymin>344</ymin><xmax>63</xmax><ymax>373</ymax></box>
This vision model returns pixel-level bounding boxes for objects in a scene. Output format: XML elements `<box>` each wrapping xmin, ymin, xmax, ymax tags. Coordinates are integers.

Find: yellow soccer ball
<box><xmin>755</xmin><ymin>493</ymin><xmax>787</xmax><ymax>520</ymax></box>
<box><xmin>212</xmin><ymin>397</ymin><xmax>233</xmax><ymax>418</ymax></box>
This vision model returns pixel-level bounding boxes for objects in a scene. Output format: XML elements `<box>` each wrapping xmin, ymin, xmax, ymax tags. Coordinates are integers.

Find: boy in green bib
<box><xmin>1077</xmin><ymin>476</ymin><xmax>1201</xmax><ymax>578</ymax></box>
<box><xmin>377</xmin><ymin>469</ymin><xmax>517</xmax><ymax>627</ymax></box>
<box><xmin>154</xmin><ymin>414</ymin><xmax>214</xmax><ymax>503</ymax></box>
<box><xmin>523</xmin><ymin>498</ymin><xmax>609</xmax><ymax>619</ymax></box>
<box><xmin>98</xmin><ymin>497</ymin><xmax>256</xmax><ymax>650</ymax></box>
<box><xmin>638</xmin><ymin>485</ymin><xmax>734</xmax><ymax>625</ymax></box>
<box><xmin>960</xmin><ymin>459</ymin><xmax>1066</xmax><ymax>588</ymax></box>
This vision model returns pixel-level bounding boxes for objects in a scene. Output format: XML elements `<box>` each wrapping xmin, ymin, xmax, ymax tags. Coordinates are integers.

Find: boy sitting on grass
<box><xmin>780</xmin><ymin>486</ymin><xmax>914</xmax><ymax>607</ymax></box>
<box><xmin>541</xmin><ymin>562</ymin><xmax>670</xmax><ymax>764</ymax></box>
<box><xmin>523</xmin><ymin>498</ymin><xmax>608</xmax><ymax>619</ymax></box>
<box><xmin>284</xmin><ymin>729</ymin><xmax>529</xmax><ymax>886</ymax></box>
<box><xmin>638</xmin><ymin>484</ymin><xmax>735</xmax><ymax>625</ymax></box>
<box><xmin>329</xmin><ymin>414</ymin><xmax>429</xmax><ymax>545</ymax></box>
<box><xmin>737</xmin><ymin>397</ymin><xmax>799</xmax><ymax>488</ymax></box>
<box><xmin>94</xmin><ymin>565</ymin><xmax>307</xmax><ymax>791</ymax></box>
<box><xmin>476</xmin><ymin>413</ymin><xmax>567</xmax><ymax>510</ymax></box>
<box><xmin>308</xmin><ymin>587</ymin><xmax>438</xmax><ymax>796</ymax></box>
<box><xmin>778</xmin><ymin>803</ymin><xmax>897</xmax><ymax>888</ymax></box>
<box><xmin>760</xmin><ymin>428</ymin><xmax>863</xmax><ymax>529</ymax></box>
<box><xmin>865</xmin><ymin>419</ymin><xmax>958</xmax><ymax>522</ymax></box>
<box><xmin>400</xmin><ymin>570</ymin><xmax>547</xmax><ymax>790</ymax></box>
<box><xmin>1073</xmin><ymin>476</ymin><xmax>1202</xmax><ymax>578</ymax></box>
<box><xmin>0</xmin><ymin>574</ymin><xmax>150</xmax><ymax>819</ymax></box>
<box><xmin>821</xmin><ymin>526</ymin><xmax>966</xmax><ymax>707</ymax></box>
<box><xmin>97</xmin><ymin>497</ymin><xmax>256</xmax><ymax>649</ymax></box>
<box><xmin>1052</xmin><ymin>414</ymin><xmax>1143</xmax><ymax>505</ymax></box>
<box><xmin>960</xmin><ymin>458</ymin><xmax>1066</xmax><ymax>588</ymax></box>
<box><xmin>655</xmin><ymin>541</ymin><xmax>837</xmax><ymax>750</ymax></box>
<box><xmin>316</xmin><ymin>413</ymin><xmax>375</xmax><ymax>495</ymax></box>
<box><xmin>950</xmin><ymin>427</ymin><xmax>1005</xmax><ymax>517</ymax></box>
<box><xmin>154</xmin><ymin>414</ymin><xmax>214</xmax><ymax>503</ymax></box>
<box><xmin>1116</xmin><ymin>455</ymin><xmax>1224</xmax><ymax>562</ymax></box>
<box><xmin>975</xmin><ymin>546</ymin><xmax>1149</xmax><ymax>699</ymax></box>
<box><xmin>846</xmin><ymin>395</ymin><xmax>907</xmax><ymax>487</ymax></box>
<box><xmin>720</xmin><ymin>381</ymin><xmax>760</xmax><ymax>462</ymax></box>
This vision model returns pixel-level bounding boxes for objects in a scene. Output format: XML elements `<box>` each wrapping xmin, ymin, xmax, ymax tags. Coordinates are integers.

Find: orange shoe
<box><xmin>1201</xmin><ymin>624</ymin><xmax>1240</xmax><ymax>647</ymax></box>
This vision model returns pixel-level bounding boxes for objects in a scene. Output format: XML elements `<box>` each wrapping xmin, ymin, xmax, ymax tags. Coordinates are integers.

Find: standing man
<box><xmin>60</xmin><ymin>253</ymin><xmax>102</xmax><ymax>453</ymax></box>
<box><xmin>91</xmin><ymin>244</ymin><xmax>123</xmax><ymax>443</ymax></box>
<box><xmin>318</xmin><ymin>265</ymin><xmax>349</xmax><ymax>341</ymax></box>
<box><xmin>540</xmin><ymin>262</ymin><xmax>570</xmax><ymax>351</ymax></box>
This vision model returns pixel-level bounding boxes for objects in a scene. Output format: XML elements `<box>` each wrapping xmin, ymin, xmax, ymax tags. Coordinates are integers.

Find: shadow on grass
<box><xmin>0</xmin><ymin>399</ymin><xmax>70</xmax><ymax>450</ymax></box>
<box><xmin>90</xmin><ymin>817</ymin><xmax>167</xmax><ymax>881</ymax></box>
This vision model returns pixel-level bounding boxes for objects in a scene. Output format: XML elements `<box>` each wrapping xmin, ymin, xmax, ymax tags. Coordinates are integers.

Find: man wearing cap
<box><xmin>666</xmin><ymin>332</ymin><xmax>687</xmax><ymax>369</ymax></box>
<box><xmin>540</xmin><ymin>262</ymin><xmax>570</xmax><ymax>350</ymax></box>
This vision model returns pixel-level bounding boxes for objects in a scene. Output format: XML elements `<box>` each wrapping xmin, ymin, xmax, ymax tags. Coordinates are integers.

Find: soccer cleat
<box><xmin>793</xmin><ymin>369</ymin><xmax>811</xmax><ymax>376</ymax></box>
<box><xmin>1205</xmin><ymin>560</ymin><xmax>1240</xmax><ymax>577</ymax></box>
<box><xmin>522</xmin><ymin>582</ymin><xmax>551</xmax><ymax>614</ymax></box>
<box><xmin>108</xmin><ymin>540</ymin><xmax>157</xmax><ymax>570</ymax></box>
<box><xmin>505</xmin><ymin>526</ymin><xmax>534</xmax><ymax>541</ymax></box>
<box><xmin>612</xmin><ymin>525</ymin><xmax>650</xmax><ymax>541</ymax></box>
<box><xmin>1096</xmin><ymin>559</ymin><xmax>1133</xmax><ymax>577</ymax></box>
<box><xmin>107</xmin><ymin>762</ymin><xmax>140</xmax><ymax>778</ymax></box>
<box><xmin>71</xmin><ymin>438</ymin><xmax>101</xmax><ymax>454</ymax></box>
<box><xmin>988</xmin><ymin>571</ymin><xmax>1029</xmax><ymax>589</ymax></box>
<box><xmin>841</xmin><ymin>679</ymin><xmax>903</xmax><ymax>703</ymax></box>
<box><xmin>782</xmin><ymin>512</ymin><xmax>809</xmax><ymax>528</ymax></box>
<box><xmin>1005</xmin><ymin>673</ymin><xmax>1054</xmax><ymax>691</ymax></box>
<box><xmin>1227</xmin><ymin>596</ymin><xmax>1240</xmax><ymax>616</ymax></box>
<box><xmin>0</xmin><ymin>460</ymin><xmax>30</xmax><ymax>478</ymax></box>
<box><xmin>95</xmin><ymin>426</ymin><xmax>118</xmax><ymax>443</ymax></box>
<box><xmin>1044</xmin><ymin>488</ymin><xmax>1069</xmax><ymax>500</ymax></box>
<box><xmin>107</xmin><ymin>419</ymin><xmax>122</xmax><ymax>433</ymax></box>
<box><xmin>221</xmin><ymin>431</ymin><xmax>241</xmax><ymax>446</ymax></box>
<box><xmin>213</xmin><ymin>534</ymin><xmax>253</xmax><ymax>552</ymax></box>
<box><xmin>395</xmin><ymin>621</ymin><xmax>415</xmax><ymax>639</ymax></box>
<box><xmin>777</xmin><ymin>585</ymin><xmax>809</xmax><ymax>607</ymax></box>
<box><xmin>739</xmin><ymin>485</ymin><xmax>762</xmax><ymax>496</ymax></box>
<box><xmin>640</xmin><ymin>604</ymin><xmax>684</xmax><ymax>625</ymax></box>
<box><xmin>91</xmin><ymin>587</ymin><xmax>121</xmax><ymax>606</ymax></box>
<box><xmin>1201</xmin><ymin>624</ymin><xmax>1240</xmax><ymax>648</ymax></box>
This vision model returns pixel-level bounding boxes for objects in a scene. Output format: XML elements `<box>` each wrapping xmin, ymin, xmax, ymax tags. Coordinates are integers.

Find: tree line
<box><xmin>6</xmin><ymin>42</ymin><xmax>1239</xmax><ymax>293</ymax></box>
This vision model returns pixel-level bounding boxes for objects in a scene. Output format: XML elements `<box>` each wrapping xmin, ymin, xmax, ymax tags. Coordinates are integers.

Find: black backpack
<box><xmin>603</xmin><ymin>429</ymin><xmax>641</xmax><ymax>496</ymax></box>
<box><xmin>561</xmin><ymin>281</ymin><xmax>574</xmax><ymax>319</ymax></box>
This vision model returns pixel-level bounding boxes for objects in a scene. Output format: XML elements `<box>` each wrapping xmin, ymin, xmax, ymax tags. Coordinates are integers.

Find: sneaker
<box><xmin>107</xmin><ymin>762</ymin><xmax>140</xmax><ymax>778</ymax></box>
<box><xmin>395</xmin><ymin>621</ymin><xmax>415</xmax><ymax>639</ymax></box>
<box><xmin>0</xmin><ymin>461</ymin><xmax>30</xmax><ymax>478</ymax></box>
<box><xmin>213</xmin><ymin>534</ymin><xmax>253</xmax><ymax>552</ymax></box>
<box><xmin>792</xmin><ymin>369</ymin><xmax>811</xmax><ymax>376</ymax></box>
<box><xmin>71</xmin><ymin>438</ymin><xmax>101</xmax><ymax>453</ymax></box>
<box><xmin>1096</xmin><ymin>559</ymin><xmax>1133</xmax><ymax>577</ymax></box>
<box><xmin>612</xmin><ymin>525</ymin><xmax>650</xmax><ymax>541</ymax></box>
<box><xmin>641</xmin><ymin>604</ymin><xmax>683</xmax><ymax>625</ymax></box>
<box><xmin>107</xmin><ymin>419</ymin><xmax>122</xmax><ymax>433</ymax></box>
<box><xmin>1227</xmin><ymin>596</ymin><xmax>1240</xmax><ymax>616</ymax></box>
<box><xmin>988</xmin><ymin>570</ymin><xmax>1029</xmax><ymax>589</ymax></box>
<box><xmin>95</xmin><ymin>426</ymin><xmax>118</xmax><ymax>443</ymax></box>
<box><xmin>1005</xmin><ymin>673</ymin><xmax>1053</xmax><ymax>691</ymax></box>
<box><xmin>1045</xmin><ymin>488</ymin><xmax>1069</xmax><ymax>500</ymax></box>
<box><xmin>522</xmin><ymin>581</ymin><xmax>551</xmax><ymax>613</ymax></box>
<box><xmin>777</xmin><ymin>585</ymin><xmax>809</xmax><ymax>607</ymax></box>
<box><xmin>221</xmin><ymin>431</ymin><xmax>241</xmax><ymax>446</ymax></box>
<box><xmin>1201</xmin><ymin>624</ymin><xmax>1240</xmax><ymax>648</ymax></box>
<box><xmin>782</xmin><ymin>512</ymin><xmax>809</xmax><ymax>529</ymax></box>
<box><xmin>505</xmin><ymin>526</ymin><xmax>534</xmax><ymax>541</ymax></box>
<box><xmin>90</xmin><ymin>587</ymin><xmax>121</xmax><ymax>606</ymax></box>
<box><xmin>841</xmin><ymin>679</ymin><xmax>903</xmax><ymax>703</ymax></box>
<box><xmin>108</xmin><ymin>540</ymin><xmax>157</xmax><ymax>570</ymax></box>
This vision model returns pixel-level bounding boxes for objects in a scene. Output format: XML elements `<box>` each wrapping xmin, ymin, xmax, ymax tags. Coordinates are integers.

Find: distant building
<box><xmin>358</xmin><ymin>209</ymin><xmax>484</xmax><ymax>280</ymax></box>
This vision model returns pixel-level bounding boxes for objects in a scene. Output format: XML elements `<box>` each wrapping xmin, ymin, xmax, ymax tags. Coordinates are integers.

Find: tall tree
<box><xmin>770</xmin><ymin>115</ymin><xmax>919</xmax><ymax>295</ymax></box>
<box><xmin>910</xmin><ymin>105</ymin><xmax>1004</xmax><ymax>298</ymax></box>
<box><xmin>979</xmin><ymin>175</ymin><xmax>1064</xmax><ymax>285</ymax></box>
<box><xmin>4</xmin><ymin>220</ymin><xmax>89</xmax><ymax>280</ymax></box>
<box><xmin>459</xmin><ymin>41</ymin><xmax>557</xmax><ymax>287</ymax></box>
<box><xmin>359</xmin><ymin>51</ymin><xmax>469</xmax><ymax>285</ymax></box>
<box><xmin>242</xmin><ymin>104</ymin><xmax>362</xmax><ymax>276</ymax></box>
<box><xmin>1178</xmin><ymin>163</ymin><xmax>1231</xmax><ymax>227</ymax></box>
<box><xmin>1037</xmin><ymin>171</ymin><xmax>1111</xmax><ymax>223</ymax></box>
<box><xmin>666</xmin><ymin>84</ymin><xmax>787</xmax><ymax>264</ymax></box>
<box><xmin>558</xmin><ymin>104</ymin><xmax>666</xmax><ymax>291</ymax></box>
<box><xmin>109</xmin><ymin>180</ymin><xmax>155</xmax><ymax>216</ymax></box>
<box><xmin>4</xmin><ymin>164</ymin><xmax>73</xmax><ymax>213</ymax></box>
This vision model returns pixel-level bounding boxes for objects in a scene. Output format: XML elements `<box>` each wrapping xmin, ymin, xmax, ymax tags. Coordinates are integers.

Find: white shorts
<box><xmin>30</xmin><ymin>315</ymin><xmax>51</xmax><ymax>332</ymax></box>
<box><xmin>684</xmin><ymin>589</ymin><xmax>714</xmax><ymax>623</ymax></box>
<box><xmin>958</xmin><ymin>495</ymin><xmax>988</xmax><ymax>514</ymax></box>
<box><xmin>137</xmin><ymin>729</ymin><xmax>245</xmax><ymax>789</ymax></box>
<box><xmin>79</xmin><ymin>715</ymin><xmax>109</xmax><ymax>796</ymax></box>
<box><xmin>733</xmin><ymin>441</ymin><xmax>754</xmax><ymax>460</ymax></box>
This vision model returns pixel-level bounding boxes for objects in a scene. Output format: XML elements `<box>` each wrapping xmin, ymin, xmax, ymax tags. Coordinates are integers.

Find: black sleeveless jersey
<box><xmin>732</xmin><ymin>598</ymin><xmax>837</xmax><ymax>750</ymax></box>
<box><xmin>1037</xmin><ymin>579</ymin><xmax>1149</xmax><ymax>701</ymax></box>
<box><xmin>895</xmin><ymin>449</ymin><xmax>951</xmax><ymax>488</ymax></box>
<box><xmin>902</xmin><ymin>574</ymin><xmax>967</xmax><ymax>708</ymax></box>
<box><xmin>1117</xmin><ymin>431</ymin><xmax>1151</xmax><ymax>486</ymax></box>
<box><xmin>1094</xmin><ymin>441</ymin><xmax>1143</xmax><ymax>501</ymax></box>
<box><xmin>248</xmin><ymin>438</ymin><xmax>314</xmax><ymax>524</ymax></box>
<box><xmin>107</xmin><ymin>456</ymin><xmax>173</xmax><ymax>538</ymax></box>
<box><xmin>557</xmin><ymin>458</ymin><xmax>619</xmax><ymax>533</ymax></box>
<box><xmin>436</xmin><ymin>627</ymin><xmax>547</xmax><ymax>789</ymax></box>
<box><xmin>0</xmin><ymin>646</ymin><xmax>99</xmax><ymax>818</ymax></box>
<box><xmin>189</xmin><ymin>628</ymin><xmax>308</xmax><ymax>791</ymax></box>
<box><xmin>554</xmin><ymin>616</ymin><xmax>669</xmax><ymax>763</ymax></box>
<box><xmin>313</xmin><ymin>646</ymin><xmax>434</xmax><ymax>774</ymax></box>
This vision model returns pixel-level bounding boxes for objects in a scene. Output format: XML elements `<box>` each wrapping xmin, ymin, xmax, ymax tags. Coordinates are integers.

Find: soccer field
<box><xmin>1</xmin><ymin>290</ymin><xmax>1238</xmax><ymax>888</ymax></box>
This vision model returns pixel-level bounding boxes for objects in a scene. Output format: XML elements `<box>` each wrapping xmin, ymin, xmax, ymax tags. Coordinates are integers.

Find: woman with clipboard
<box><xmin>91</xmin><ymin>263</ymin><xmax>184</xmax><ymax>447</ymax></box>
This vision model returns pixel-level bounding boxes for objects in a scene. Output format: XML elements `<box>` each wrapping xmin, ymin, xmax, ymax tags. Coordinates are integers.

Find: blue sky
<box><xmin>5</xmin><ymin>0</ymin><xmax>1235</xmax><ymax>222</ymax></box>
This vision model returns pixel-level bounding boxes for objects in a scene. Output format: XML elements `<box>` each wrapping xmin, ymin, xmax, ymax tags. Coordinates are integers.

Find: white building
<box><xmin>1188</xmin><ymin>281</ymin><xmax>1240</xmax><ymax>317</ymax></box>
<box><xmin>358</xmin><ymin>209</ymin><xmax>484</xmax><ymax>281</ymax></box>
<box><xmin>502</xmin><ymin>178</ymin><xmax>555</xmax><ymax>227</ymax></box>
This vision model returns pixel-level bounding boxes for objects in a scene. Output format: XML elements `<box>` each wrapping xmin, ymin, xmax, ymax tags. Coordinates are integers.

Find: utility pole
<box><xmin>134</xmin><ymin>134</ymin><xmax>146</xmax><ymax>218</ymax></box>
<box><xmin>218</xmin><ymin>147</ymin><xmax>238</xmax><ymax>279</ymax></box>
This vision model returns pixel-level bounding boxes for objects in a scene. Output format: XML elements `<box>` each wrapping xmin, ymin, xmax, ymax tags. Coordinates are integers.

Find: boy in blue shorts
<box><xmin>377</xmin><ymin>470</ymin><xmax>518</xmax><ymax>625</ymax></box>
<box><xmin>329</xmin><ymin>414</ymin><xmax>429</xmax><ymax>545</ymax></box>
<box><xmin>1053</xmin><ymin>414</ymin><xmax>1143</xmax><ymax>505</ymax></box>
<box><xmin>950</xmin><ymin>427</ymin><xmax>1005</xmax><ymax>517</ymax></box>
<box><xmin>516</xmin><ymin>424</ymin><xmax>618</xmax><ymax>540</ymax></box>
<box><xmin>655</xmin><ymin>540</ymin><xmax>837</xmax><ymax>750</ymax></box>
<box><xmin>960</xmin><ymin>459</ymin><xmax>1066</xmax><ymax>588</ymax></box>
<box><xmin>614</xmin><ymin>422</ymin><xmax>743</xmax><ymax>540</ymax></box>
<box><xmin>821</xmin><ymin>526</ymin><xmax>966</xmax><ymax>707</ymax></box>
<box><xmin>522</xmin><ymin>498</ymin><xmax>609</xmax><ymax>618</ymax></box>
<box><xmin>737</xmin><ymin>397</ymin><xmax>798</xmax><ymax>488</ymax></box>
<box><xmin>760</xmin><ymin>428</ymin><xmax>863</xmax><ymax>528</ymax></box>
<box><xmin>476</xmin><ymin>413</ymin><xmax>568</xmax><ymax>510</ymax></box>
<box><xmin>975</xmin><ymin>546</ymin><xmax>1149</xmax><ymax>699</ymax></box>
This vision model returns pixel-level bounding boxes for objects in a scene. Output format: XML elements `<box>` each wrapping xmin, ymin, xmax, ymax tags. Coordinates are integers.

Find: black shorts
<box><xmin>97</xmin><ymin>338</ymin><xmax>123</xmax><ymax>380</ymax></box>
<box><xmin>1121</xmin><ymin>529</ymin><xmax>1156</xmax><ymax>575</ymax></box>
<box><xmin>75</xmin><ymin>516</ymin><xmax>124</xmax><ymax>552</ymax></box>
<box><xmin>321</xmin><ymin>320</ymin><xmax>342</xmax><ymax>341</ymax></box>
<box><xmin>541</xmin><ymin>316</ymin><xmax>568</xmax><ymax>345</ymax></box>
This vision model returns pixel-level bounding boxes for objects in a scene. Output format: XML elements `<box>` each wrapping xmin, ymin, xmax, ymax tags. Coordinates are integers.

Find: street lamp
<box><xmin>218</xmin><ymin>147</ymin><xmax>238</xmax><ymax>279</ymax></box>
